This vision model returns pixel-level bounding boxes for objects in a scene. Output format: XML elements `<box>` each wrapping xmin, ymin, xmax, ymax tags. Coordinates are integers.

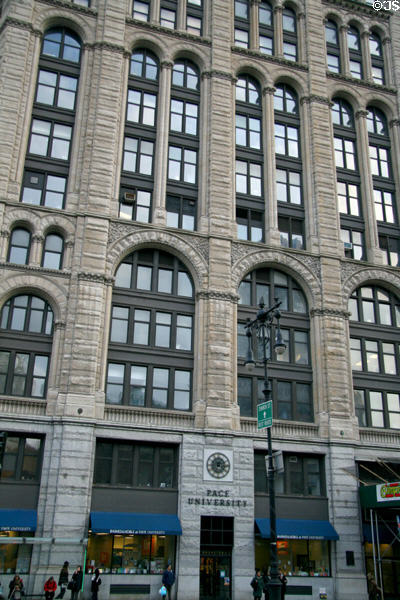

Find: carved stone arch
<box><xmin>342</xmin><ymin>268</ymin><xmax>400</xmax><ymax>307</ymax></box>
<box><xmin>232</xmin><ymin>249</ymin><xmax>322</xmax><ymax>308</ymax></box>
<box><xmin>107</xmin><ymin>229</ymin><xmax>208</xmax><ymax>291</ymax></box>
<box><xmin>273</xmin><ymin>73</ymin><xmax>307</xmax><ymax>101</ymax></box>
<box><xmin>34</xmin><ymin>10</ymin><xmax>94</xmax><ymax>45</ymax></box>
<box><xmin>0</xmin><ymin>272</ymin><xmax>69</xmax><ymax>322</ymax></box>
<box><xmin>39</xmin><ymin>213</ymin><xmax>76</xmax><ymax>242</ymax></box>
<box><xmin>364</xmin><ymin>95</ymin><xmax>397</xmax><ymax>122</ymax></box>
<box><xmin>330</xmin><ymin>87</ymin><xmax>362</xmax><ymax>113</ymax></box>
<box><xmin>128</xmin><ymin>34</ymin><xmax>166</xmax><ymax>63</ymax></box>
<box><xmin>171</xmin><ymin>44</ymin><xmax>209</xmax><ymax>74</ymax></box>
<box><xmin>324</xmin><ymin>11</ymin><xmax>344</xmax><ymax>28</ymax></box>
<box><xmin>4</xmin><ymin>209</ymin><xmax>41</xmax><ymax>234</ymax></box>
<box><xmin>235</xmin><ymin>62</ymin><xmax>269</xmax><ymax>89</ymax></box>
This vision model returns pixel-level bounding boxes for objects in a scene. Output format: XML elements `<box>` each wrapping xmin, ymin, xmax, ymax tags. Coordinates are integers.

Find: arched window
<box><xmin>369</xmin><ymin>32</ymin><xmax>384</xmax><ymax>85</ymax></box>
<box><xmin>235</xmin><ymin>75</ymin><xmax>263</xmax><ymax>242</ymax></box>
<box><xmin>282</xmin><ymin>7</ymin><xmax>297</xmax><ymax>62</ymax></box>
<box><xmin>237</xmin><ymin>268</ymin><xmax>311</xmax><ymax>421</ymax></box>
<box><xmin>0</xmin><ymin>294</ymin><xmax>53</xmax><ymax>398</ymax></box>
<box><xmin>325</xmin><ymin>19</ymin><xmax>340</xmax><ymax>73</ymax></box>
<box><xmin>347</xmin><ymin>26</ymin><xmax>362</xmax><ymax>79</ymax></box>
<box><xmin>119</xmin><ymin>49</ymin><xmax>159</xmax><ymax>223</ymax></box>
<box><xmin>8</xmin><ymin>228</ymin><xmax>31</xmax><ymax>265</ymax></box>
<box><xmin>332</xmin><ymin>99</ymin><xmax>365</xmax><ymax>260</ymax></box>
<box><xmin>166</xmin><ymin>60</ymin><xmax>200</xmax><ymax>231</ymax></box>
<box><xmin>349</xmin><ymin>285</ymin><xmax>400</xmax><ymax>429</ymax></box>
<box><xmin>234</xmin><ymin>0</ymin><xmax>250</xmax><ymax>48</ymax></box>
<box><xmin>21</xmin><ymin>27</ymin><xmax>82</xmax><ymax>209</ymax></box>
<box><xmin>42</xmin><ymin>233</ymin><xmax>64</xmax><ymax>270</ymax></box>
<box><xmin>274</xmin><ymin>85</ymin><xmax>304</xmax><ymax>249</ymax></box>
<box><xmin>106</xmin><ymin>249</ymin><xmax>194</xmax><ymax>410</ymax></box>
<box><xmin>367</xmin><ymin>107</ymin><xmax>399</xmax><ymax>266</ymax></box>
<box><xmin>259</xmin><ymin>1</ymin><xmax>273</xmax><ymax>55</ymax></box>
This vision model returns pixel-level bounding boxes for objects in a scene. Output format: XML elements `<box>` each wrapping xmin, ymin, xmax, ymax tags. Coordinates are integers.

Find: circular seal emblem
<box><xmin>206</xmin><ymin>452</ymin><xmax>231</xmax><ymax>479</ymax></box>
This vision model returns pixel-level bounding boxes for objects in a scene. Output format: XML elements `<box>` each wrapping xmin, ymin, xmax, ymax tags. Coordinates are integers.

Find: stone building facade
<box><xmin>0</xmin><ymin>0</ymin><xmax>399</xmax><ymax>599</ymax></box>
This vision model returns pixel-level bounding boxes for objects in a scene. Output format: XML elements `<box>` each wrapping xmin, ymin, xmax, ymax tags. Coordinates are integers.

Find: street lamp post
<box><xmin>244</xmin><ymin>298</ymin><xmax>286</xmax><ymax>600</ymax></box>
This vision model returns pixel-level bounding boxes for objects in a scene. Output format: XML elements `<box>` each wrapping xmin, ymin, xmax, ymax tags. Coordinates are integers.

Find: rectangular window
<box><xmin>349</xmin><ymin>59</ymin><xmax>362</xmax><ymax>79</ymax></box>
<box><xmin>234</xmin><ymin>29</ymin><xmax>249</xmax><ymax>48</ymax></box>
<box><xmin>166</xmin><ymin>196</ymin><xmax>196</xmax><ymax>231</ymax></box>
<box><xmin>255</xmin><ymin>538</ymin><xmax>331</xmax><ymax>577</ymax></box>
<box><xmin>260</xmin><ymin>35</ymin><xmax>273</xmax><ymax>55</ymax></box>
<box><xmin>174</xmin><ymin>370</ymin><xmax>191</xmax><ymax>410</ymax></box>
<box><xmin>130</xmin><ymin>365</ymin><xmax>147</xmax><ymax>406</ymax></box>
<box><xmin>276</xmin><ymin>169</ymin><xmax>302</xmax><ymax>205</ymax></box>
<box><xmin>187</xmin><ymin>15</ymin><xmax>202</xmax><ymax>35</ymax></box>
<box><xmin>236</xmin><ymin>208</ymin><xmax>264</xmax><ymax>242</ymax></box>
<box><xmin>28</xmin><ymin>120</ymin><xmax>72</xmax><ymax>161</ymax></box>
<box><xmin>372</xmin><ymin>66</ymin><xmax>384</xmax><ymax>85</ymax></box>
<box><xmin>334</xmin><ymin>137</ymin><xmax>356</xmax><ymax>170</ymax></box>
<box><xmin>275</xmin><ymin>123</ymin><xmax>299</xmax><ymax>157</ymax></box>
<box><xmin>22</xmin><ymin>171</ymin><xmax>67</xmax><ymax>209</ymax></box>
<box><xmin>1</xmin><ymin>435</ymin><xmax>43</xmax><ymax>481</ymax></box>
<box><xmin>123</xmin><ymin>137</ymin><xmax>154</xmax><ymax>175</ymax></box>
<box><xmin>327</xmin><ymin>54</ymin><xmax>340</xmax><ymax>73</ymax></box>
<box><xmin>170</xmin><ymin>99</ymin><xmax>198</xmax><ymax>135</ymax></box>
<box><xmin>283</xmin><ymin>41</ymin><xmax>297</xmax><ymax>61</ymax></box>
<box><xmin>176</xmin><ymin>315</ymin><xmax>192</xmax><ymax>350</ymax></box>
<box><xmin>379</xmin><ymin>235</ymin><xmax>400</xmax><ymax>267</ymax></box>
<box><xmin>127</xmin><ymin>89</ymin><xmax>157</xmax><ymax>127</ymax></box>
<box><xmin>236</xmin><ymin>160</ymin><xmax>262</xmax><ymax>196</ymax></box>
<box><xmin>133</xmin><ymin>309</ymin><xmax>150</xmax><ymax>345</ymax></box>
<box><xmin>365</xmin><ymin>340</ymin><xmax>379</xmax><ymax>372</ymax></box>
<box><xmin>278</xmin><ymin>216</ymin><xmax>304</xmax><ymax>250</ymax></box>
<box><xmin>160</xmin><ymin>8</ymin><xmax>176</xmax><ymax>28</ymax></box>
<box><xmin>110</xmin><ymin>306</ymin><xmax>129</xmax><ymax>343</ymax></box>
<box><xmin>236</xmin><ymin>114</ymin><xmax>261</xmax><ymax>149</ymax></box>
<box><xmin>337</xmin><ymin>182</ymin><xmax>360</xmax><ymax>216</ymax></box>
<box><xmin>119</xmin><ymin>189</ymin><xmax>152</xmax><ymax>223</ymax></box>
<box><xmin>369</xmin><ymin>145</ymin><xmax>389</xmax><ymax>178</ymax></box>
<box><xmin>341</xmin><ymin>228</ymin><xmax>365</xmax><ymax>260</ymax></box>
<box><xmin>387</xmin><ymin>393</ymin><xmax>400</xmax><ymax>429</ymax></box>
<box><xmin>133</xmin><ymin>0</ymin><xmax>150</xmax><ymax>21</ymax></box>
<box><xmin>374</xmin><ymin>189</ymin><xmax>395</xmax><ymax>223</ymax></box>
<box><xmin>168</xmin><ymin>146</ymin><xmax>197</xmax><ymax>184</ymax></box>
<box><xmin>106</xmin><ymin>363</ymin><xmax>125</xmax><ymax>404</ymax></box>
<box><xmin>36</xmin><ymin>70</ymin><xmax>78</xmax><ymax>110</ymax></box>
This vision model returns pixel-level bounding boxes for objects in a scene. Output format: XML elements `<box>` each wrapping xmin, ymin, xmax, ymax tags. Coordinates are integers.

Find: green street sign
<box><xmin>257</xmin><ymin>400</ymin><xmax>273</xmax><ymax>429</ymax></box>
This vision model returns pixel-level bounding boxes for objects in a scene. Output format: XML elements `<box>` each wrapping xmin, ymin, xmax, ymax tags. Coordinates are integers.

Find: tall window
<box><xmin>259</xmin><ymin>1</ymin><xmax>273</xmax><ymax>55</ymax></box>
<box><xmin>237</xmin><ymin>268</ymin><xmax>312</xmax><ymax>422</ymax></box>
<box><xmin>350</xmin><ymin>286</ymin><xmax>400</xmax><ymax>429</ymax></box>
<box><xmin>367</xmin><ymin>107</ymin><xmax>399</xmax><ymax>267</ymax></box>
<box><xmin>255</xmin><ymin>452</ymin><xmax>325</xmax><ymax>496</ymax></box>
<box><xmin>274</xmin><ymin>85</ymin><xmax>304</xmax><ymax>249</ymax></box>
<box><xmin>235</xmin><ymin>75</ymin><xmax>264</xmax><ymax>242</ymax></box>
<box><xmin>369</xmin><ymin>32</ymin><xmax>385</xmax><ymax>85</ymax></box>
<box><xmin>21</xmin><ymin>28</ymin><xmax>81</xmax><ymax>210</ymax></box>
<box><xmin>234</xmin><ymin>0</ymin><xmax>250</xmax><ymax>48</ymax></box>
<box><xmin>348</xmin><ymin>26</ymin><xmax>362</xmax><ymax>79</ymax></box>
<box><xmin>0</xmin><ymin>434</ymin><xmax>44</xmax><ymax>481</ymax></box>
<box><xmin>132</xmin><ymin>0</ymin><xmax>150</xmax><ymax>21</ymax></box>
<box><xmin>325</xmin><ymin>19</ymin><xmax>340</xmax><ymax>73</ymax></box>
<box><xmin>282</xmin><ymin>7</ymin><xmax>297</xmax><ymax>61</ymax></box>
<box><xmin>0</xmin><ymin>294</ymin><xmax>53</xmax><ymax>398</ymax></box>
<box><xmin>107</xmin><ymin>249</ymin><xmax>194</xmax><ymax>411</ymax></box>
<box><xmin>186</xmin><ymin>0</ymin><xmax>202</xmax><ymax>36</ymax></box>
<box><xmin>166</xmin><ymin>60</ymin><xmax>200</xmax><ymax>231</ymax></box>
<box><xmin>160</xmin><ymin>0</ymin><xmax>177</xmax><ymax>29</ymax></box>
<box><xmin>7</xmin><ymin>228</ymin><xmax>31</xmax><ymax>265</ymax></box>
<box><xmin>332</xmin><ymin>98</ymin><xmax>365</xmax><ymax>261</ymax></box>
<box><xmin>119</xmin><ymin>49</ymin><xmax>159</xmax><ymax>223</ymax></box>
<box><xmin>42</xmin><ymin>232</ymin><xmax>64</xmax><ymax>270</ymax></box>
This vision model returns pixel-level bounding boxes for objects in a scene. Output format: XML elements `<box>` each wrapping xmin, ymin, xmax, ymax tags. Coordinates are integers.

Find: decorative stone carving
<box><xmin>197</xmin><ymin>290</ymin><xmax>240</xmax><ymax>302</ymax></box>
<box><xmin>201</xmin><ymin>70</ymin><xmax>236</xmax><ymax>82</ymax></box>
<box><xmin>310</xmin><ymin>308</ymin><xmax>351</xmax><ymax>319</ymax></box>
<box><xmin>341</xmin><ymin>262</ymin><xmax>400</xmax><ymax>298</ymax></box>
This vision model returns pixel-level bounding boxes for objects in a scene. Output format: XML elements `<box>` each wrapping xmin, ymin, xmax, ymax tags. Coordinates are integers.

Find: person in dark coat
<box><xmin>71</xmin><ymin>567</ymin><xmax>83</xmax><ymax>600</ymax></box>
<box><xmin>44</xmin><ymin>577</ymin><xmax>57</xmax><ymax>600</ymax></box>
<box><xmin>279</xmin><ymin>570</ymin><xmax>287</xmax><ymax>600</ymax></box>
<box><xmin>90</xmin><ymin>569</ymin><xmax>101</xmax><ymax>600</ymax></box>
<box><xmin>161</xmin><ymin>564</ymin><xmax>175</xmax><ymax>600</ymax></box>
<box><xmin>55</xmin><ymin>563</ymin><xmax>69</xmax><ymax>599</ymax></box>
<box><xmin>251</xmin><ymin>569</ymin><xmax>264</xmax><ymax>600</ymax></box>
<box><xmin>8</xmin><ymin>576</ymin><xmax>23</xmax><ymax>600</ymax></box>
<box><xmin>262</xmin><ymin>570</ymin><xmax>270</xmax><ymax>600</ymax></box>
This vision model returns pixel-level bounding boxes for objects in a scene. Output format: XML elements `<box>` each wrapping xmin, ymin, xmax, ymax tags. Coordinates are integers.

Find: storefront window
<box><xmin>255</xmin><ymin>537</ymin><xmax>330</xmax><ymax>576</ymax></box>
<box><xmin>0</xmin><ymin>532</ymin><xmax>33</xmax><ymax>573</ymax></box>
<box><xmin>86</xmin><ymin>534</ymin><xmax>175</xmax><ymax>574</ymax></box>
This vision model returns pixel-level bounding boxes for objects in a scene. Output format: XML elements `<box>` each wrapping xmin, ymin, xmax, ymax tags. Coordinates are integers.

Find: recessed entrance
<box><xmin>199</xmin><ymin>516</ymin><xmax>233</xmax><ymax>600</ymax></box>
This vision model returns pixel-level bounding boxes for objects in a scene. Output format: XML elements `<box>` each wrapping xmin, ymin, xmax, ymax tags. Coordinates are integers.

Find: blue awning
<box><xmin>0</xmin><ymin>509</ymin><xmax>37</xmax><ymax>532</ymax></box>
<box><xmin>90</xmin><ymin>512</ymin><xmax>182</xmax><ymax>535</ymax></box>
<box><xmin>255</xmin><ymin>518</ymin><xmax>339</xmax><ymax>540</ymax></box>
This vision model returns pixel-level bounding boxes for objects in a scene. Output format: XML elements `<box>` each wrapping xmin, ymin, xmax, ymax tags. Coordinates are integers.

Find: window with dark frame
<box><xmin>0</xmin><ymin>295</ymin><xmax>53</xmax><ymax>399</ymax></box>
<box><xmin>282</xmin><ymin>7</ymin><xmax>297</xmax><ymax>61</ymax></box>
<box><xmin>325</xmin><ymin>19</ymin><xmax>340</xmax><ymax>73</ymax></box>
<box><xmin>167</xmin><ymin>59</ymin><xmax>200</xmax><ymax>231</ymax></box>
<box><xmin>349</xmin><ymin>285</ymin><xmax>400</xmax><ymax>430</ymax></box>
<box><xmin>186</xmin><ymin>0</ymin><xmax>202</xmax><ymax>36</ymax></box>
<box><xmin>235</xmin><ymin>75</ymin><xmax>264</xmax><ymax>242</ymax></box>
<box><xmin>275</xmin><ymin>85</ymin><xmax>304</xmax><ymax>250</ymax></box>
<box><xmin>254</xmin><ymin>452</ymin><xmax>325</xmax><ymax>496</ymax></box>
<box><xmin>107</xmin><ymin>249</ymin><xmax>194</xmax><ymax>411</ymax></box>
<box><xmin>237</xmin><ymin>268</ymin><xmax>312</xmax><ymax>422</ymax></box>
<box><xmin>119</xmin><ymin>49</ymin><xmax>159</xmax><ymax>224</ymax></box>
<box><xmin>160</xmin><ymin>0</ymin><xmax>177</xmax><ymax>29</ymax></box>
<box><xmin>42</xmin><ymin>233</ymin><xmax>64</xmax><ymax>270</ymax></box>
<box><xmin>132</xmin><ymin>0</ymin><xmax>150</xmax><ymax>21</ymax></box>
<box><xmin>234</xmin><ymin>0</ymin><xmax>250</xmax><ymax>48</ymax></box>
<box><xmin>332</xmin><ymin>98</ymin><xmax>366</xmax><ymax>261</ymax></box>
<box><xmin>7</xmin><ymin>228</ymin><xmax>31</xmax><ymax>265</ymax></box>
<box><xmin>93</xmin><ymin>439</ymin><xmax>178</xmax><ymax>488</ymax></box>
<box><xmin>21</xmin><ymin>27</ymin><xmax>81</xmax><ymax>210</ymax></box>
<box><xmin>0</xmin><ymin>434</ymin><xmax>44</xmax><ymax>481</ymax></box>
<box><xmin>347</xmin><ymin>26</ymin><xmax>363</xmax><ymax>80</ymax></box>
<box><xmin>259</xmin><ymin>1</ymin><xmax>273</xmax><ymax>55</ymax></box>
<box><xmin>369</xmin><ymin>32</ymin><xmax>385</xmax><ymax>85</ymax></box>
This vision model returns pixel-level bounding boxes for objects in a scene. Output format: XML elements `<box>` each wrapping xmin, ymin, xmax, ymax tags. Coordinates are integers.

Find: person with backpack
<box><xmin>250</xmin><ymin>569</ymin><xmax>264</xmax><ymax>600</ymax></box>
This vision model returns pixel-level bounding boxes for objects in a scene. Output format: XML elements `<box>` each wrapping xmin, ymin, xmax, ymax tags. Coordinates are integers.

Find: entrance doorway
<box><xmin>200</xmin><ymin>551</ymin><xmax>231</xmax><ymax>600</ymax></box>
<box><xmin>199</xmin><ymin>516</ymin><xmax>234</xmax><ymax>600</ymax></box>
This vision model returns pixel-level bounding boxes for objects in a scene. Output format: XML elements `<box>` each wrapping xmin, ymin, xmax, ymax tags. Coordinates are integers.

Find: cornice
<box><xmin>326</xmin><ymin>71</ymin><xmax>397</xmax><ymax>95</ymax></box>
<box><xmin>196</xmin><ymin>290</ymin><xmax>240</xmax><ymax>302</ymax></box>
<box><xmin>202</xmin><ymin>70</ymin><xmax>236</xmax><ymax>82</ymax></box>
<box><xmin>77</xmin><ymin>272</ymin><xmax>114</xmax><ymax>285</ymax></box>
<box><xmin>301</xmin><ymin>95</ymin><xmax>332</xmax><ymax>106</ymax></box>
<box><xmin>0</xmin><ymin>262</ymin><xmax>71</xmax><ymax>278</ymax></box>
<box><xmin>321</xmin><ymin>0</ymin><xmax>390</xmax><ymax>19</ymax></box>
<box><xmin>310</xmin><ymin>308</ymin><xmax>351</xmax><ymax>319</ymax></box>
<box><xmin>85</xmin><ymin>41</ymin><xmax>126</xmax><ymax>55</ymax></box>
<box><xmin>35</xmin><ymin>0</ymin><xmax>97</xmax><ymax>16</ymax></box>
<box><xmin>0</xmin><ymin>17</ymin><xmax>41</xmax><ymax>36</ymax></box>
<box><xmin>125</xmin><ymin>17</ymin><xmax>211</xmax><ymax>46</ymax></box>
<box><xmin>232</xmin><ymin>46</ymin><xmax>308</xmax><ymax>72</ymax></box>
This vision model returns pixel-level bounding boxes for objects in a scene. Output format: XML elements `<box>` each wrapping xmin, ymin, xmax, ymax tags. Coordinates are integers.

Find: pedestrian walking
<box><xmin>44</xmin><ymin>577</ymin><xmax>57</xmax><ymax>600</ymax></box>
<box><xmin>250</xmin><ymin>569</ymin><xmax>264</xmax><ymax>600</ymax></box>
<box><xmin>8</xmin><ymin>576</ymin><xmax>23</xmax><ymax>600</ymax></box>
<box><xmin>55</xmin><ymin>562</ymin><xmax>69</xmax><ymax>599</ymax></box>
<box><xmin>161</xmin><ymin>564</ymin><xmax>175</xmax><ymax>600</ymax></box>
<box><xmin>90</xmin><ymin>569</ymin><xmax>101</xmax><ymax>600</ymax></box>
<box><xmin>279</xmin><ymin>570</ymin><xmax>287</xmax><ymax>600</ymax></box>
<box><xmin>262</xmin><ymin>570</ymin><xmax>270</xmax><ymax>600</ymax></box>
<box><xmin>70</xmin><ymin>567</ymin><xmax>82</xmax><ymax>600</ymax></box>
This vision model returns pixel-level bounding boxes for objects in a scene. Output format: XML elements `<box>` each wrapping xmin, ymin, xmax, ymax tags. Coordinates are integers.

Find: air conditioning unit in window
<box><xmin>123</xmin><ymin>191</ymin><xmax>136</xmax><ymax>204</ymax></box>
<box><xmin>343</xmin><ymin>241</ymin><xmax>353</xmax><ymax>250</ymax></box>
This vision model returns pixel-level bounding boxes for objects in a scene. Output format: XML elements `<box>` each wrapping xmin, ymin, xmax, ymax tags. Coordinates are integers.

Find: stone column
<box><xmin>262</xmin><ymin>86</ymin><xmax>280</xmax><ymax>245</ymax></box>
<box><xmin>150</xmin><ymin>0</ymin><xmax>161</xmax><ymax>23</ymax></box>
<box><xmin>382</xmin><ymin>37</ymin><xmax>393</xmax><ymax>86</ymax></box>
<box><xmin>355</xmin><ymin>109</ymin><xmax>382</xmax><ymax>264</ymax></box>
<box><xmin>250</xmin><ymin>0</ymin><xmax>260</xmax><ymax>51</ymax></box>
<box><xmin>197</xmin><ymin>71</ymin><xmax>212</xmax><ymax>234</ymax></box>
<box><xmin>389</xmin><ymin>119</ymin><xmax>400</xmax><ymax>193</ymax></box>
<box><xmin>177</xmin><ymin>0</ymin><xmax>186</xmax><ymax>30</ymax></box>
<box><xmin>63</xmin><ymin>240</ymin><xmax>74</xmax><ymax>271</ymax></box>
<box><xmin>31</xmin><ymin>234</ymin><xmax>44</xmax><ymax>267</ymax></box>
<box><xmin>339</xmin><ymin>25</ymin><xmax>350</xmax><ymax>77</ymax></box>
<box><xmin>0</xmin><ymin>230</ymin><xmax>10</xmax><ymax>261</ymax></box>
<box><xmin>273</xmin><ymin>5</ymin><xmax>283</xmax><ymax>58</ymax></box>
<box><xmin>152</xmin><ymin>61</ymin><xmax>173</xmax><ymax>224</ymax></box>
<box><xmin>361</xmin><ymin>31</ymin><xmax>372</xmax><ymax>82</ymax></box>
<box><xmin>297</xmin><ymin>12</ymin><xmax>306</xmax><ymax>64</ymax></box>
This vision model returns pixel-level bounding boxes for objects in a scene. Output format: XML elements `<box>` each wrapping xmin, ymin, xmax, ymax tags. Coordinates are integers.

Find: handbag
<box><xmin>67</xmin><ymin>582</ymin><xmax>74</xmax><ymax>591</ymax></box>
